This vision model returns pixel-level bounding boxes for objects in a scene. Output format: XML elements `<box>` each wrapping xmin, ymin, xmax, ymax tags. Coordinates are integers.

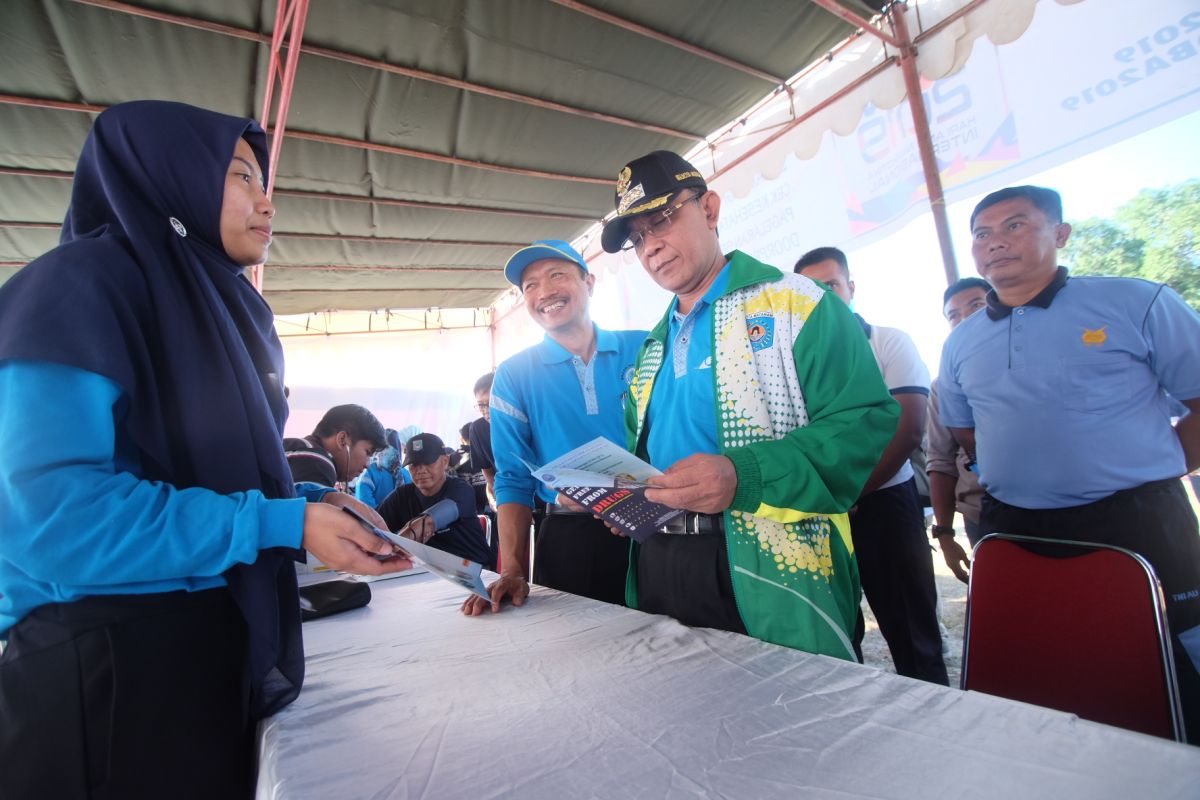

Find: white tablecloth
<box><xmin>258</xmin><ymin>573</ymin><xmax>1200</xmax><ymax>799</ymax></box>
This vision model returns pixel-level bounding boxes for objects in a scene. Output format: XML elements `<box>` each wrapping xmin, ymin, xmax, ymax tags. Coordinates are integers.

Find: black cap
<box><xmin>403</xmin><ymin>432</ymin><xmax>449</xmax><ymax>466</ymax></box>
<box><xmin>600</xmin><ymin>150</ymin><xmax>707</xmax><ymax>254</ymax></box>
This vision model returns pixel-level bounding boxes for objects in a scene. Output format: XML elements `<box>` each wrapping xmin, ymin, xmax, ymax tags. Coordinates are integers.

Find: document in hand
<box><xmin>523</xmin><ymin>437</ymin><xmax>684</xmax><ymax>542</ymax></box>
<box><xmin>341</xmin><ymin>507</ymin><xmax>490</xmax><ymax>601</ymax></box>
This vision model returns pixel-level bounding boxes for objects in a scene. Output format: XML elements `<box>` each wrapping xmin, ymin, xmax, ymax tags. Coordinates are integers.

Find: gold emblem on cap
<box><xmin>674</xmin><ymin>170</ymin><xmax>702</xmax><ymax>182</ymax></box>
<box><xmin>617</xmin><ymin>183</ymin><xmax>646</xmax><ymax>215</ymax></box>
<box><xmin>616</xmin><ymin>166</ymin><xmax>632</xmax><ymax>197</ymax></box>
<box><xmin>623</xmin><ymin>195</ymin><xmax>671</xmax><ymax>216</ymax></box>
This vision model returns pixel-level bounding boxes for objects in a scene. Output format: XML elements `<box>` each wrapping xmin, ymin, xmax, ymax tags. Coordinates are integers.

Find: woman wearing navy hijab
<box><xmin>0</xmin><ymin>101</ymin><xmax>411</xmax><ymax>797</ymax></box>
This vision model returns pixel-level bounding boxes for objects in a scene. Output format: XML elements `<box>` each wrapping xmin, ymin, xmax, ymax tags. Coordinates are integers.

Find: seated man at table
<box><xmin>378</xmin><ymin>433</ymin><xmax>494</xmax><ymax>569</ymax></box>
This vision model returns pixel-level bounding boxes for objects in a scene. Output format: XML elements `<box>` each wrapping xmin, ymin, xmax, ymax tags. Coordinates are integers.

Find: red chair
<box><xmin>961</xmin><ymin>533</ymin><xmax>1185</xmax><ymax>742</ymax></box>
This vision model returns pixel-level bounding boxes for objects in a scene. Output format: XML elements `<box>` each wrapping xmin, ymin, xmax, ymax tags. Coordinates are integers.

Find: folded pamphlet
<box><xmin>523</xmin><ymin>437</ymin><xmax>683</xmax><ymax>542</ymax></box>
<box><xmin>341</xmin><ymin>507</ymin><xmax>490</xmax><ymax>601</ymax></box>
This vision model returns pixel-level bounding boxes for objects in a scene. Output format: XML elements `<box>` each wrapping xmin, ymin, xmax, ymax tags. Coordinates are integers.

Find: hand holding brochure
<box><xmin>341</xmin><ymin>506</ymin><xmax>491</xmax><ymax>602</ymax></box>
<box><xmin>524</xmin><ymin>437</ymin><xmax>683</xmax><ymax>542</ymax></box>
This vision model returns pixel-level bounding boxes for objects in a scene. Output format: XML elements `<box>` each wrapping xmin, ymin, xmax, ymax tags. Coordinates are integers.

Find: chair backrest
<box><xmin>962</xmin><ymin>533</ymin><xmax>1184</xmax><ymax>741</ymax></box>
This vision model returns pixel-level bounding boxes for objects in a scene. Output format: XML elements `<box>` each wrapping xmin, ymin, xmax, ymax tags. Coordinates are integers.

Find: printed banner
<box><xmin>718</xmin><ymin>0</ymin><xmax>1200</xmax><ymax>262</ymax></box>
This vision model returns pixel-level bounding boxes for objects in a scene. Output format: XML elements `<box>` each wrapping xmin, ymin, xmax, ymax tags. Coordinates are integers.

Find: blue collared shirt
<box><xmin>644</xmin><ymin>263</ymin><xmax>731</xmax><ymax>470</ymax></box>
<box><xmin>491</xmin><ymin>325</ymin><xmax>646</xmax><ymax>506</ymax></box>
<box><xmin>938</xmin><ymin>273</ymin><xmax>1200</xmax><ymax>508</ymax></box>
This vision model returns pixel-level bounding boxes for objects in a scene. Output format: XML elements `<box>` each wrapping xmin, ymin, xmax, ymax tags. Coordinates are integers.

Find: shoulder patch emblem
<box><xmin>1081</xmin><ymin>326</ymin><xmax>1107</xmax><ymax>346</ymax></box>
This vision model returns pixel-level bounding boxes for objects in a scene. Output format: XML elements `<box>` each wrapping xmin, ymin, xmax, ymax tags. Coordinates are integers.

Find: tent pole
<box><xmin>254</xmin><ymin>0</ymin><xmax>311</xmax><ymax>293</ymax></box>
<box><xmin>806</xmin><ymin>0</ymin><xmax>902</xmax><ymax>49</ymax></box>
<box><xmin>892</xmin><ymin>2</ymin><xmax>959</xmax><ymax>285</ymax></box>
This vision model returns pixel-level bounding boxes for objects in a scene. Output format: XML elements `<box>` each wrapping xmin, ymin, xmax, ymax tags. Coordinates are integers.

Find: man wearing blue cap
<box><xmin>461</xmin><ymin>240</ymin><xmax>645</xmax><ymax>614</ymax></box>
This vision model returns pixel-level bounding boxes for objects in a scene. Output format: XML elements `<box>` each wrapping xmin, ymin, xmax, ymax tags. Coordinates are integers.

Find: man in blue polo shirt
<box><xmin>939</xmin><ymin>184</ymin><xmax>1200</xmax><ymax>742</ymax></box>
<box><xmin>460</xmin><ymin>240</ymin><xmax>645</xmax><ymax>614</ymax></box>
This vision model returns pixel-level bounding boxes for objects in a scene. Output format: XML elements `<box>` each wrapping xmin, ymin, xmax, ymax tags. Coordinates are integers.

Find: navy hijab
<box><xmin>0</xmin><ymin>101</ymin><xmax>303</xmax><ymax>718</ymax></box>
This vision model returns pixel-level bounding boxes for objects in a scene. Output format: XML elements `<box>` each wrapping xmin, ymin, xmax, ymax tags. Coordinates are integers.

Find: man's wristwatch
<box><xmin>930</xmin><ymin>524</ymin><xmax>955</xmax><ymax>539</ymax></box>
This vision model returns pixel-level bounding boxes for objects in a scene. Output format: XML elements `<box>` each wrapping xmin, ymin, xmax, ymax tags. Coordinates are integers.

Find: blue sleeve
<box><xmin>354</xmin><ymin>467</ymin><xmax>378</xmax><ymax>506</ymax></box>
<box><xmin>400</xmin><ymin>467</ymin><xmax>412</xmax><ymax>485</ymax></box>
<box><xmin>489</xmin><ymin>360</ymin><xmax>538</xmax><ymax>507</ymax></box>
<box><xmin>0</xmin><ymin>361</ymin><xmax>305</xmax><ymax>589</ymax></box>
<box><xmin>296</xmin><ymin>482</ymin><xmax>337</xmax><ymax>503</ymax></box>
<box><xmin>937</xmin><ymin>335</ymin><xmax>975</xmax><ymax>429</ymax></box>
<box><xmin>1145</xmin><ymin>285</ymin><xmax>1200</xmax><ymax>401</ymax></box>
<box><xmin>447</xmin><ymin>480</ymin><xmax>480</xmax><ymax>529</ymax></box>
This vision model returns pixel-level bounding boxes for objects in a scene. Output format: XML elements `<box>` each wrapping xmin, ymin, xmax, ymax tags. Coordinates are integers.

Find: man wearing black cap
<box><xmin>600</xmin><ymin>150</ymin><xmax>899</xmax><ymax>660</ymax></box>
<box><xmin>378</xmin><ymin>433</ymin><xmax>493</xmax><ymax>569</ymax></box>
<box><xmin>461</xmin><ymin>240</ymin><xmax>645</xmax><ymax>615</ymax></box>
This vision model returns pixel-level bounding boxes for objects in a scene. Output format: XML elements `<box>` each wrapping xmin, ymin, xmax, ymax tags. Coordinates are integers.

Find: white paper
<box><xmin>341</xmin><ymin>507</ymin><xmax>490</xmax><ymax>602</ymax></box>
<box><xmin>522</xmin><ymin>437</ymin><xmax>661</xmax><ymax>489</ymax></box>
<box><xmin>523</xmin><ymin>437</ymin><xmax>682</xmax><ymax>542</ymax></box>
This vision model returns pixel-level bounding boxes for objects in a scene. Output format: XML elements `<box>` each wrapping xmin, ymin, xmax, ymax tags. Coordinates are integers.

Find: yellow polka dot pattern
<box><xmin>733</xmin><ymin>511</ymin><xmax>834</xmax><ymax>581</ymax></box>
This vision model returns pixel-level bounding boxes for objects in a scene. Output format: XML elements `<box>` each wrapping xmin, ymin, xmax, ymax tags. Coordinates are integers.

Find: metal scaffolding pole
<box><xmin>253</xmin><ymin>0</ymin><xmax>310</xmax><ymax>292</ymax></box>
<box><xmin>892</xmin><ymin>2</ymin><xmax>959</xmax><ymax>284</ymax></box>
<box><xmin>806</xmin><ymin>0</ymin><xmax>959</xmax><ymax>284</ymax></box>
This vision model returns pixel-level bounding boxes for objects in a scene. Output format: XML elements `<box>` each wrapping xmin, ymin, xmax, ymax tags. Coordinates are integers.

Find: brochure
<box><xmin>523</xmin><ymin>437</ymin><xmax>683</xmax><ymax>542</ymax></box>
<box><xmin>341</xmin><ymin>507</ymin><xmax>490</xmax><ymax>602</ymax></box>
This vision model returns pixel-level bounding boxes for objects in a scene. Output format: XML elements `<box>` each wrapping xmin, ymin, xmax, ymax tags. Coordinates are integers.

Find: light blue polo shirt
<box><xmin>491</xmin><ymin>325</ymin><xmax>646</xmax><ymax>506</ymax></box>
<box><xmin>938</xmin><ymin>272</ymin><xmax>1200</xmax><ymax>509</ymax></box>
<box><xmin>644</xmin><ymin>263</ymin><xmax>731</xmax><ymax>470</ymax></box>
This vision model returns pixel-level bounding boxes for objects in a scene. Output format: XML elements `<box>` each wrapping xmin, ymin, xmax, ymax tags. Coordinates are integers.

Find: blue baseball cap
<box><xmin>503</xmin><ymin>239</ymin><xmax>589</xmax><ymax>287</ymax></box>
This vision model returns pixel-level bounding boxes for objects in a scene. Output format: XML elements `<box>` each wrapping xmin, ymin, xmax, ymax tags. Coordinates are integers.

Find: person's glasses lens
<box><xmin>620</xmin><ymin>193</ymin><xmax>696</xmax><ymax>252</ymax></box>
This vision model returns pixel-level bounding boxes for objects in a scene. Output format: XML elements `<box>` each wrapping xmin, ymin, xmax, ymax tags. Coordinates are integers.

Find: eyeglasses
<box><xmin>620</xmin><ymin>193</ymin><xmax>702</xmax><ymax>252</ymax></box>
<box><xmin>475</xmin><ymin>402</ymin><xmax>489</xmax><ymax>411</ymax></box>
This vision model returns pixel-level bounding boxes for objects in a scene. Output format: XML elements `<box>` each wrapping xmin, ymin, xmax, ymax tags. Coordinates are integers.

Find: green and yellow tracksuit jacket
<box><xmin>625</xmin><ymin>251</ymin><xmax>899</xmax><ymax>660</ymax></box>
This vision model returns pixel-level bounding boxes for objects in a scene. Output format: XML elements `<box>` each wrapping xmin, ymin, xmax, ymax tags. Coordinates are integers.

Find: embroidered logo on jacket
<box><xmin>746</xmin><ymin>314</ymin><xmax>775</xmax><ymax>352</ymax></box>
<box><xmin>1081</xmin><ymin>326</ymin><xmax>1107</xmax><ymax>346</ymax></box>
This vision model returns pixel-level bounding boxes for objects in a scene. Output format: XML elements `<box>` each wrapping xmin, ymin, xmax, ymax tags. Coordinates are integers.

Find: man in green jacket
<box><xmin>600</xmin><ymin>151</ymin><xmax>899</xmax><ymax>660</ymax></box>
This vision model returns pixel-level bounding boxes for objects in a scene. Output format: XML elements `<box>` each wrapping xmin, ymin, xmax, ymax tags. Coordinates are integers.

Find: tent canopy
<box><xmin>0</xmin><ymin>0</ymin><xmax>886</xmax><ymax>315</ymax></box>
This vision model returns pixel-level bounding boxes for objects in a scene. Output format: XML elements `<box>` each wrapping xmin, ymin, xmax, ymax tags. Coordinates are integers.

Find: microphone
<box><xmin>424</xmin><ymin>498</ymin><xmax>460</xmax><ymax>531</ymax></box>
